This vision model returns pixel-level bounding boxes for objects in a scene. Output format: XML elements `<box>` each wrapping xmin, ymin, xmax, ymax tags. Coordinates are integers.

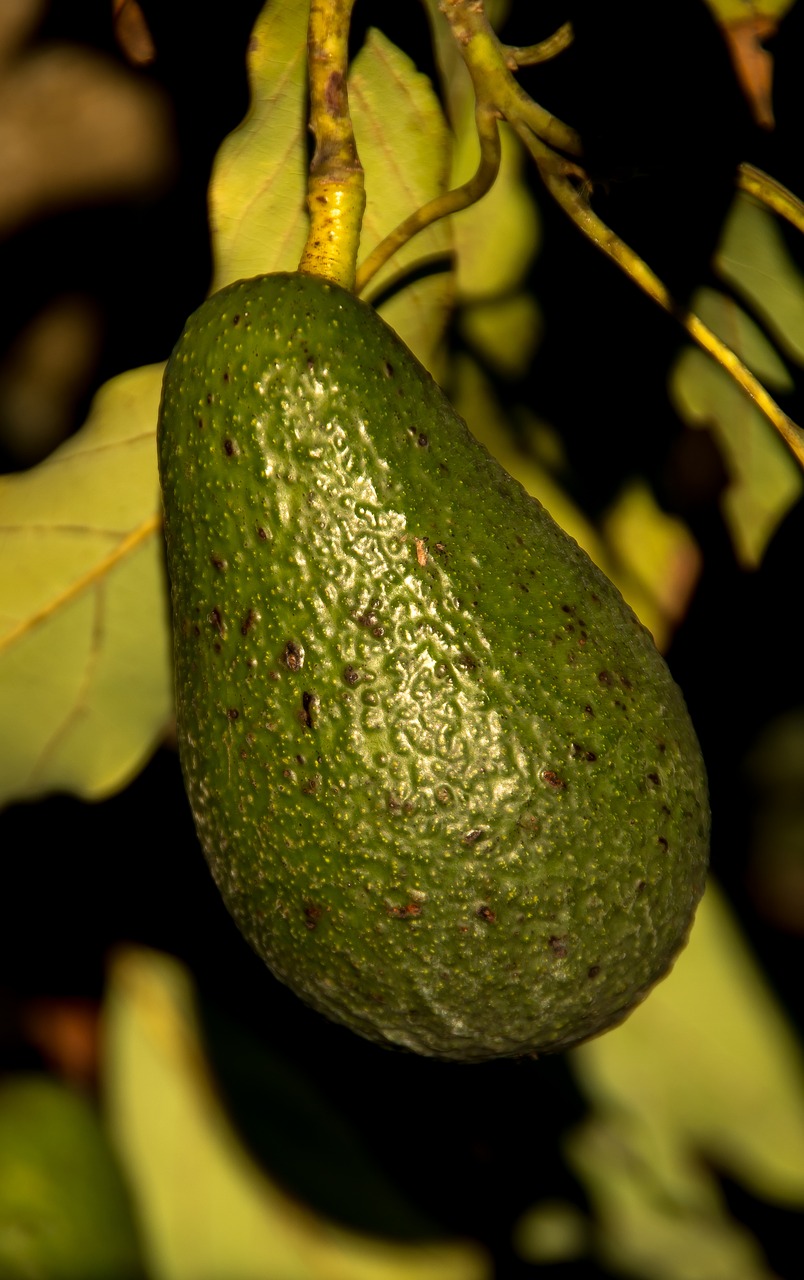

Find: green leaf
<box><xmin>743</xmin><ymin>707</ymin><xmax>804</xmax><ymax>934</ymax></box>
<box><xmin>458</xmin><ymin>291</ymin><xmax>542</xmax><ymax>378</ymax></box>
<box><xmin>571</xmin><ymin>880</ymin><xmax>804</xmax><ymax>1207</ymax></box>
<box><xmin>717</xmin><ymin>191</ymin><xmax>804</xmax><ymax>366</ymax></box>
<box><xmin>103</xmin><ymin>947</ymin><xmax>490</xmax><ymax>1280</ymax></box>
<box><xmin>668</xmin><ymin>285</ymin><xmax>802</xmax><ymax>566</ymax></box>
<box><xmin>512</xmin><ymin>1200</ymin><xmax>589</xmax><ymax>1266</ymax></box>
<box><xmin>0</xmin><ymin>364</ymin><xmax>171</xmax><ymax>807</ymax></box>
<box><xmin>351</xmin><ymin>28</ymin><xmax>453</xmax><ymax>376</ymax></box>
<box><xmin>209</xmin><ymin>0</ymin><xmax>311</xmax><ymax>291</ymax></box>
<box><xmin>0</xmin><ymin>1074</ymin><xmax>146</xmax><ymax>1280</ymax></box>
<box><xmin>566</xmin><ymin>1109</ymin><xmax>777</xmax><ymax>1280</ymax></box>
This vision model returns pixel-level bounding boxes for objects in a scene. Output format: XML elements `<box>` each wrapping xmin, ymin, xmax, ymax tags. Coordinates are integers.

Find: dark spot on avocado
<box><xmin>417</xmin><ymin>433</ymin><xmax>429</xmax><ymax>448</ymax></box>
<box><xmin>549</xmin><ymin>935</ymin><xmax>569</xmax><ymax>957</ymax></box>
<box><xmin>223</xmin><ymin>438</ymin><xmax>237</xmax><ymax>456</ymax></box>
<box><xmin>241</xmin><ymin>609</ymin><xmax>257</xmax><ymax>635</ymax></box>
<box><xmin>598</xmin><ymin>670</ymin><xmax>612</xmax><ymax>685</ymax></box>
<box><xmin>209</xmin><ymin>607</ymin><xmax>224</xmax><ymax>634</ymax></box>
<box><xmin>197</xmin><ymin>416</ymin><xmax>204</xmax><ymax>429</ymax></box>
<box><xmin>635</xmin><ymin>880</ymin><xmax>646</xmax><ymax>896</ymax></box>
<box><xmin>647</xmin><ymin>772</ymin><xmax>661</xmax><ymax>786</ymax></box>
<box><xmin>382</xmin><ymin>360</ymin><xmax>394</xmax><ymax>377</ymax></box>
<box><xmin>542</xmin><ymin>770</ymin><xmax>566</xmax><ymax>790</ymax></box>
<box><xmin>658</xmin><ymin>836</ymin><xmax>669</xmax><ymax>850</ymax></box>
<box><xmin>343</xmin><ymin>665</ymin><xmax>360</xmax><ymax>685</ymax></box>
<box><xmin>211</xmin><ymin>554</ymin><xmax>227</xmax><ymax>572</ymax></box>
<box><xmin>388</xmin><ymin>902</ymin><xmax>422</xmax><ymax>919</ymax></box>
<box><xmin>571</xmin><ymin>744</ymin><xmax>597</xmax><ymax>762</ymax></box>
<box><xmin>584</xmin><ymin>705</ymin><xmax>595</xmax><ymax>717</ymax></box>
<box><xmin>284</xmin><ymin>641</ymin><xmax>304</xmax><ymax>670</ymax></box>
<box><xmin>588</xmin><ymin>964</ymin><xmax>601</xmax><ymax>979</ymax></box>
<box><xmin>232</xmin><ymin>314</ymin><xmax>240</xmax><ymax>325</ymax></box>
<box><xmin>304</xmin><ymin>902</ymin><xmax>323</xmax><ymax>930</ymax></box>
<box><xmin>477</xmin><ymin>905</ymin><xmax>496</xmax><ymax>923</ymax></box>
<box><xmin>227</xmin><ymin>708</ymin><xmax>239</xmax><ymax>721</ymax></box>
<box><xmin>463</xmin><ymin>828</ymin><xmax>486</xmax><ymax>845</ymax></box>
<box><xmin>301</xmin><ymin>691</ymin><xmax>317</xmax><ymax>728</ymax></box>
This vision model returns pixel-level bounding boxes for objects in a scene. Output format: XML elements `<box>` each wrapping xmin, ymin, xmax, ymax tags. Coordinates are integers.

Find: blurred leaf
<box><xmin>458</xmin><ymin>292</ymin><xmax>542</xmax><ymax>378</ymax></box>
<box><xmin>0</xmin><ymin>293</ymin><xmax>103</xmax><ymax>465</ymax></box>
<box><xmin>567</xmin><ymin>1109</ymin><xmax>777</xmax><ymax>1280</ymax></box>
<box><xmin>601</xmin><ymin>480</ymin><xmax>702</xmax><ymax>638</ymax></box>
<box><xmin>512</xmin><ymin>1200</ymin><xmax>589</xmax><ymax>1266</ymax></box>
<box><xmin>571</xmin><ymin>881</ymin><xmax>804</xmax><ymax>1207</ymax></box>
<box><xmin>716</xmin><ymin>193</ymin><xmax>804</xmax><ymax>365</ymax></box>
<box><xmin>209</xmin><ymin>0</ymin><xmax>310</xmax><ymax>292</ymax></box>
<box><xmin>352</xmin><ymin>28</ymin><xmax>453</xmax><ymax>375</ymax></box>
<box><xmin>669</xmin><ymin>286</ymin><xmax>802</xmax><ymax>566</ymax></box>
<box><xmin>702</xmin><ymin>0</ymin><xmax>795</xmax><ymax>23</ymax></box>
<box><xmin>103</xmin><ymin>947</ymin><xmax>490</xmax><ymax>1280</ymax></box>
<box><xmin>0</xmin><ymin>41</ymin><xmax>174</xmax><ymax>239</ymax></box>
<box><xmin>0</xmin><ymin>1074</ymin><xmax>145</xmax><ymax>1280</ymax></box>
<box><xmin>451</xmin><ymin>355</ymin><xmax>695</xmax><ymax>649</ymax></box>
<box><xmin>744</xmin><ymin>707</ymin><xmax>804</xmax><ymax>933</ymax></box>
<box><xmin>112</xmin><ymin>0</ymin><xmax>156</xmax><ymax>67</ymax></box>
<box><xmin>0</xmin><ymin>364</ymin><xmax>171</xmax><ymax>807</ymax></box>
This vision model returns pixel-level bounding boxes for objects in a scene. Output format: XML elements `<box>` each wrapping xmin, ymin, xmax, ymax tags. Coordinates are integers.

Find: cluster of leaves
<box><xmin>2</xmin><ymin>1</ymin><xmax>804</xmax><ymax>1278</ymax></box>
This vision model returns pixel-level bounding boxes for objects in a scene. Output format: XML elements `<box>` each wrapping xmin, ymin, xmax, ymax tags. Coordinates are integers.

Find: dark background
<box><xmin>1</xmin><ymin>2</ymin><xmax>803</xmax><ymax>1276</ymax></box>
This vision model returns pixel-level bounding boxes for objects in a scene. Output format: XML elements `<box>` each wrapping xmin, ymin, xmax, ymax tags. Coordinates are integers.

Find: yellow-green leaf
<box><xmin>601</xmin><ymin>480</ymin><xmax>701</xmax><ymax>645</ymax></box>
<box><xmin>208</xmin><ymin>0</ymin><xmax>310</xmax><ymax>291</ymax></box>
<box><xmin>351</xmin><ymin>28</ymin><xmax>453</xmax><ymax>376</ymax></box>
<box><xmin>458</xmin><ymin>291</ymin><xmax>542</xmax><ymax>378</ymax></box>
<box><xmin>669</xmin><ymin>286</ymin><xmax>802</xmax><ymax>566</ymax></box>
<box><xmin>571</xmin><ymin>881</ymin><xmax>804</xmax><ymax>1207</ymax></box>
<box><xmin>566</xmin><ymin>1109</ymin><xmax>776</xmax><ymax>1280</ymax></box>
<box><xmin>103</xmin><ymin>947</ymin><xmax>490</xmax><ymax>1280</ymax></box>
<box><xmin>0</xmin><ymin>364</ymin><xmax>171</xmax><ymax>807</ymax></box>
<box><xmin>0</xmin><ymin>1074</ymin><xmax>145</xmax><ymax>1280</ymax></box>
<box><xmin>717</xmin><ymin>191</ymin><xmax>804</xmax><ymax>366</ymax></box>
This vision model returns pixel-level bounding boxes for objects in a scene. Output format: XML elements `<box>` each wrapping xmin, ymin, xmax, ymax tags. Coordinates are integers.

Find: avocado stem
<box><xmin>355</xmin><ymin>102</ymin><xmax>502</xmax><ymax>297</ymax></box>
<box><xmin>298</xmin><ymin>0</ymin><xmax>365</xmax><ymax>290</ymax></box>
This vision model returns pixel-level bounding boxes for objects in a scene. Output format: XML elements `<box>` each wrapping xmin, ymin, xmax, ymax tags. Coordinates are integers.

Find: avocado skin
<box><xmin>157</xmin><ymin>271</ymin><xmax>709</xmax><ymax>1061</ymax></box>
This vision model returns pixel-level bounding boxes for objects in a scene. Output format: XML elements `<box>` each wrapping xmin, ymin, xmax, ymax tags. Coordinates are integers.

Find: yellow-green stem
<box><xmin>298</xmin><ymin>0</ymin><xmax>365</xmax><ymax>289</ymax></box>
<box><xmin>505</xmin><ymin>21</ymin><xmax>574</xmax><ymax>68</ymax></box>
<box><xmin>737</xmin><ymin>162</ymin><xmax>804</xmax><ymax>236</ymax></box>
<box><xmin>355</xmin><ymin>103</ymin><xmax>502</xmax><ymax>296</ymax></box>
<box><xmin>523</xmin><ymin>133</ymin><xmax>804</xmax><ymax>470</ymax></box>
<box><xmin>438</xmin><ymin>0</ymin><xmax>582</xmax><ymax>156</ymax></box>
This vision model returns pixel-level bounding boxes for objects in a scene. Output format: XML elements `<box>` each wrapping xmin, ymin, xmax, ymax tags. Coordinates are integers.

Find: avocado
<box><xmin>157</xmin><ymin>271</ymin><xmax>709</xmax><ymax>1061</ymax></box>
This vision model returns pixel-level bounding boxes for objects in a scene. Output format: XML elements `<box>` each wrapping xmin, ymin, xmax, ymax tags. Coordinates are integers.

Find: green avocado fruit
<box><xmin>157</xmin><ymin>271</ymin><xmax>709</xmax><ymax>1061</ymax></box>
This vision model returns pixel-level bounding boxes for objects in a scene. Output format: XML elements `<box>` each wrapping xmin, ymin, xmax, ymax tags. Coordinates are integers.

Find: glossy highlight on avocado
<box><xmin>157</xmin><ymin>271</ymin><xmax>709</xmax><ymax>1061</ymax></box>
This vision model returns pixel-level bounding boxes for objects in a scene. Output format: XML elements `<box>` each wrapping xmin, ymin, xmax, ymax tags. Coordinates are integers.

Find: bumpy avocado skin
<box><xmin>157</xmin><ymin>272</ymin><xmax>709</xmax><ymax>1061</ymax></box>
